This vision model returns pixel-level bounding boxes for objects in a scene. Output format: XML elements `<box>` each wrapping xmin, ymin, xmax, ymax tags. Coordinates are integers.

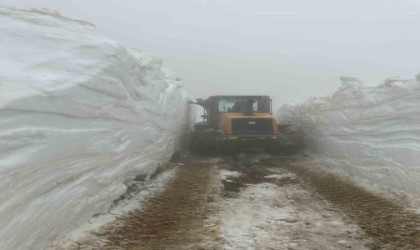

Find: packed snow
<box><xmin>277</xmin><ymin>75</ymin><xmax>420</xmax><ymax>200</ymax></box>
<box><xmin>0</xmin><ymin>5</ymin><xmax>187</xmax><ymax>250</ymax></box>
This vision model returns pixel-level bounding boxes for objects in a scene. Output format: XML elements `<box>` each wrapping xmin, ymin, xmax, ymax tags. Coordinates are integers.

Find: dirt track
<box><xmin>287</xmin><ymin>161</ymin><xmax>420</xmax><ymax>250</ymax></box>
<box><xmin>68</xmin><ymin>154</ymin><xmax>420</xmax><ymax>250</ymax></box>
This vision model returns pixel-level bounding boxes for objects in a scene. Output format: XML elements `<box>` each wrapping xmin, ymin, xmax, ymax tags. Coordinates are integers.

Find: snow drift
<box><xmin>277</xmin><ymin>75</ymin><xmax>420</xmax><ymax>198</ymax></box>
<box><xmin>0</xmin><ymin>6</ymin><xmax>187</xmax><ymax>250</ymax></box>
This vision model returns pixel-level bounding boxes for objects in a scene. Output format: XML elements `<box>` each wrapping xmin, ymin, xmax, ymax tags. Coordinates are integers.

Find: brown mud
<box><xmin>86</xmin><ymin>157</ymin><xmax>221</xmax><ymax>250</ymax></box>
<box><xmin>70</xmin><ymin>154</ymin><xmax>419</xmax><ymax>250</ymax></box>
<box><xmin>284</xmin><ymin>159</ymin><xmax>420</xmax><ymax>250</ymax></box>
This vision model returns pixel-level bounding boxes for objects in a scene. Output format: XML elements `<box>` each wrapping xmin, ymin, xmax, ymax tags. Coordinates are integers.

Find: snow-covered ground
<box><xmin>0</xmin><ymin>5</ymin><xmax>187</xmax><ymax>250</ymax></box>
<box><xmin>215</xmin><ymin>163</ymin><xmax>370</xmax><ymax>249</ymax></box>
<box><xmin>277</xmin><ymin>75</ymin><xmax>420</xmax><ymax>204</ymax></box>
<box><xmin>218</xmin><ymin>182</ymin><xmax>369</xmax><ymax>249</ymax></box>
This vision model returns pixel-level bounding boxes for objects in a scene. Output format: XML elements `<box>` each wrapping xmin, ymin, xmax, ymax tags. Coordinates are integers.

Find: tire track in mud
<box><xmin>86</xmin><ymin>157</ymin><xmax>222</xmax><ymax>249</ymax></box>
<box><xmin>68</xmin><ymin>154</ymin><xmax>419</xmax><ymax>249</ymax></box>
<box><xmin>285</xmin><ymin>160</ymin><xmax>420</xmax><ymax>250</ymax></box>
<box><xmin>219</xmin><ymin>154</ymin><xmax>419</xmax><ymax>249</ymax></box>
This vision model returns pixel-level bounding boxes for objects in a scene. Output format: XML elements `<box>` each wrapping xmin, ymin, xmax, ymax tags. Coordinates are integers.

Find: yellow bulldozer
<box><xmin>189</xmin><ymin>95</ymin><xmax>303</xmax><ymax>154</ymax></box>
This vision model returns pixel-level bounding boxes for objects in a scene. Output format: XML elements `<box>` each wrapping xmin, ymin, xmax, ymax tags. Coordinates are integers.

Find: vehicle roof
<box><xmin>207</xmin><ymin>95</ymin><xmax>270</xmax><ymax>99</ymax></box>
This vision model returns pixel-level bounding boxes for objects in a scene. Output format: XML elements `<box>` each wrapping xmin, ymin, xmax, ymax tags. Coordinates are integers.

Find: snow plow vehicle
<box><xmin>189</xmin><ymin>95</ymin><xmax>303</xmax><ymax>154</ymax></box>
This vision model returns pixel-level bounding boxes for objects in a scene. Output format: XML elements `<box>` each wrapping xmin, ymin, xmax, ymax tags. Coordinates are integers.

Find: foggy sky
<box><xmin>2</xmin><ymin>0</ymin><xmax>420</xmax><ymax>107</ymax></box>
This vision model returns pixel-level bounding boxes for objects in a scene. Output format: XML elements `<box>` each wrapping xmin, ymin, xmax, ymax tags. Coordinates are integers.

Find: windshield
<box><xmin>217</xmin><ymin>98</ymin><xmax>268</xmax><ymax>113</ymax></box>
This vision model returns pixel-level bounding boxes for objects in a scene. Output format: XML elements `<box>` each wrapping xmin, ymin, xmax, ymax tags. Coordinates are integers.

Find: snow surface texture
<box><xmin>0</xmin><ymin>6</ymin><xmax>187</xmax><ymax>250</ymax></box>
<box><xmin>277</xmin><ymin>75</ymin><xmax>420</xmax><ymax>197</ymax></box>
<box><xmin>218</xmin><ymin>182</ymin><xmax>368</xmax><ymax>249</ymax></box>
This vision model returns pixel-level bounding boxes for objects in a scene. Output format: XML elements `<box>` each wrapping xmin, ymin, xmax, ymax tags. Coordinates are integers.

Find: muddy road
<box><xmin>68</xmin><ymin>154</ymin><xmax>420</xmax><ymax>250</ymax></box>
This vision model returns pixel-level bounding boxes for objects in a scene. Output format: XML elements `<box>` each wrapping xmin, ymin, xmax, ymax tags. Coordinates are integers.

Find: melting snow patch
<box><xmin>220</xmin><ymin>169</ymin><xmax>242</xmax><ymax>180</ymax></box>
<box><xmin>215</xmin><ymin>181</ymin><xmax>369</xmax><ymax>249</ymax></box>
<box><xmin>218</xmin><ymin>183</ymin><xmax>292</xmax><ymax>249</ymax></box>
<box><xmin>264</xmin><ymin>173</ymin><xmax>296</xmax><ymax>180</ymax></box>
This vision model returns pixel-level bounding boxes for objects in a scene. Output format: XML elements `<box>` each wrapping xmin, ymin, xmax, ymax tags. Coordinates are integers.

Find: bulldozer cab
<box><xmin>189</xmin><ymin>95</ymin><xmax>302</xmax><ymax>155</ymax></box>
<box><xmin>196</xmin><ymin>95</ymin><xmax>272</xmax><ymax>125</ymax></box>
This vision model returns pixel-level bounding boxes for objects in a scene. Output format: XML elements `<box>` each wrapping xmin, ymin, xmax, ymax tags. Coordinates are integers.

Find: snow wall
<box><xmin>277</xmin><ymin>75</ymin><xmax>420</xmax><ymax>198</ymax></box>
<box><xmin>0</xmin><ymin>6</ymin><xmax>188</xmax><ymax>250</ymax></box>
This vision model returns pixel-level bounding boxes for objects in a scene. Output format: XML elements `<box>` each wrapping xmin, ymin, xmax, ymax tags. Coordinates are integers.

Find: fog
<box><xmin>2</xmin><ymin>0</ymin><xmax>419</xmax><ymax>107</ymax></box>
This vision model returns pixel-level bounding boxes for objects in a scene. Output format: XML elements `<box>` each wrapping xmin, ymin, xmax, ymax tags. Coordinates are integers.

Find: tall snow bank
<box><xmin>277</xmin><ymin>75</ymin><xmax>420</xmax><ymax>197</ymax></box>
<box><xmin>0</xmin><ymin>6</ymin><xmax>187</xmax><ymax>250</ymax></box>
